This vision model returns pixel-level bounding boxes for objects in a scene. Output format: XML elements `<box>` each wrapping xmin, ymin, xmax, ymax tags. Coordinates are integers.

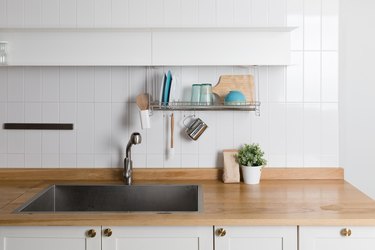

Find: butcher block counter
<box><xmin>1</xmin><ymin>168</ymin><xmax>375</xmax><ymax>226</ymax></box>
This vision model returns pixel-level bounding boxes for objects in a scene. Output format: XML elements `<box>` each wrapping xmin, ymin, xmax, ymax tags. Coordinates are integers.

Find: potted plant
<box><xmin>236</xmin><ymin>143</ymin><xmax>267</xmax><ymax>184</ymax></box>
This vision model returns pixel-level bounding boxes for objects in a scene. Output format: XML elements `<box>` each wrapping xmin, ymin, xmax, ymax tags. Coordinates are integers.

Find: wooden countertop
<box><xmin>1</xmin><ymin>168</ymin><xmax>375</xmax><ymax>226</ymax></box>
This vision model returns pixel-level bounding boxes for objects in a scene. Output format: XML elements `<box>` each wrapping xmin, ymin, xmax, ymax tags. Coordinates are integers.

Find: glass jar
<box><xmin>199</xmin><ymin>83</ymin><xmax>213</xmax><ymax>105</ymax></box>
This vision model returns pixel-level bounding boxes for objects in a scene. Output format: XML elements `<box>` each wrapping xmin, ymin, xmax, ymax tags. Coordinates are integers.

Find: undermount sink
<box><xmin>17</xmin><ymin>184</ymin><xmax>202</xmax><ymax>213</ymax></box>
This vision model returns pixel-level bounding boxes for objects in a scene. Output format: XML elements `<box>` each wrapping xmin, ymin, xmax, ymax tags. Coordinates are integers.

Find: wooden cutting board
<box><xmin>213</xmin><ymin>75</ymin><xmax>255</xmax><ymax>104</ymax></box>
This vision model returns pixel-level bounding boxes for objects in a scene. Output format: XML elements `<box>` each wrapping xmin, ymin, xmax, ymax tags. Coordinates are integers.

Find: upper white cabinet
<box><xmin>0</xmin><ymin>27</ymin><xmax>294</xmax><ymax>66</ymax></box>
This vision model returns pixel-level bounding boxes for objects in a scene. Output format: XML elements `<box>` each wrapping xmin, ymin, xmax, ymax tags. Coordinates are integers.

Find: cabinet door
<box><xmin>0</xmin><ymin>226</ymin><xmax>101</xmax><ymax>250</ymax></box>
<box><xmin>299</xmin><ymin>226</ymin><xmax>375</xmax><ymax>250</ymax></box>
<box><xmin>214</xmin><ymin>226</ymin><xmax>297</xmax><ymax>250</ymax></box>
<box><xmin>102</xmin><ymin>226</ymin><xmax>213</xmax><ymax>250</ymax></box>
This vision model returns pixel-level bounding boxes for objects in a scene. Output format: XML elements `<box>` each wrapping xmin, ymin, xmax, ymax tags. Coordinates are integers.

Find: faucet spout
<box><xmin>124</xmin><ymin>132</ymin><xmax>142</xmax><ymax>185</ymax></box>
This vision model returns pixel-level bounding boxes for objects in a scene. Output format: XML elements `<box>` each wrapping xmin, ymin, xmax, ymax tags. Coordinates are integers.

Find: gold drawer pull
<box><xmin>104</xmin><ymin>228</ymin><xmax>113</xmax><ymax>237</ymax></box>
<box><xmin>216</xmin><ymin>228</ymin><xmax>226</xmax><ymax>237</ymax></box>
<box><xmin>87</xmin><ymin>229</ymin><xmax>97</xmax><ymax>238</ymax></box>
<box><xmin>340</xmin><ymin>228</ymin><xmax>352</xmax><ymax>237</ymax></box>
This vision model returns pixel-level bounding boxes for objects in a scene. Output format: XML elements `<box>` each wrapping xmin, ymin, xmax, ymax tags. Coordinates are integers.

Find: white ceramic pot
<box><xmin>241</xmin><ymin>165</ymin><xmax>262</xmax><ymax>184</ymax></box>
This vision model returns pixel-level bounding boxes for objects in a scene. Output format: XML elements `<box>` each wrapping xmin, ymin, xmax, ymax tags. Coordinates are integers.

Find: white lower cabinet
<box><xmin>214</xmin><ymin>226</ymin><xmax>297</xmax><ymax>250</ymax></box>
<box><xmin>102</xmin><ymin>226</ymin><xmax>213</xmax><ymax>250</ymax></box>
<box><xmin>0</xmin><ymin>226</ymin><xmax>101</xmax><ymax>250</ymax></box>
<box><xmin>299</xmin><ymin>226</ymin><xmax>375</xmax><ymax>250</ymax></box>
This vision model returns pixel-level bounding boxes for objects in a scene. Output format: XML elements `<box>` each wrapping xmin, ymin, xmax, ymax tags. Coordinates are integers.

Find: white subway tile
<box><xmin>215</xmin><ymin>111</ymin><xmax>233</xmax><ymax>150</ymax></box>
<box><xmin>129</xmin><ymin>67</ymin><xmax>146</xmax><ymax>102</ymax></box>
<box><xmin>287</xmin><ymin>0</ymin><xmax>303</xmax><ymax>50</ymax></box>
<box><xmin>321</xmin><ymin>103</ymin><xmax>338</xmax><ymax>163</ymax></box>
<box><xmin>77</xmin><ymin>67</ymin><xmax>95</xmax><ymax>102</ymax></box>
<box><xmin>251</xmin><ymin>103</ymin><xmax>269</xmax><ymax>159</ymax></box>
<box><xmin>111</xmin><ymin>103</ymin><xmax>128</xmax><ymax>155</ymax></box>
<box><xmin>77</xmin><ymin>103</ymin><xmax>94</xmax><ymax>153</ymax></box>
<box><xmin>198</xmin><ymin>154</ymin><xmax>217</xmax><ymax>168</ymax></box>
<box><xmin>0</xmin><ymin>0</ymin><xmax>6</xmax><ymax>27</ymax></box>
<box><xmin>77</xmin><ymin>0</ymin><xmax>94</xmax><ymax>27</ymax></box>
<box><xmin>112</xmin><ymin>0</ymin><xmax>129</xmax><ymax>27</ymax></box>
<box><xmin>146</xmin><ymin>111</ymin><xmax>164</xmax><ymax>154</ymax></box>
<box><xmin>42</xmin><ymin>67</ymin><xmax>60</xmax><ymax>102</ymax></box>
<box><xmin>8</xmin><ymin>154</ymin><xmax>25</xmax><ymax>167</ymax></box>
<box><xmin>60</xmin><ymin>103</ymin><xmax>77</xmax><ymax>154</ymax></box>
<box><xmin>217</xmin><ymin>0</ymin><xmax>234</xmax><ymax>26</ymax></box>
<box><xmin>234</xmin><ymin>112</ymin><xmax>254</xmax><ymax>150</ymax></box>
<box><xmin>303</xmin><ymin>103</ymin><xmax>321</xmax><ymax>166</ymax></box>
<box><xmin>268</xmin><ymin>103</ymin><xmax>286</xmax><ymax>167</ymax></box>
<box><xmin>286</xmin><ymin>52</ymin><xmax>303</xmax><ymax>102</ymax></box>
<box><xmin>60</xmin><ymin>67</ymin><xmax>77</xmax><ymax>103</ymax></box>
<box><xmin>42</xmin><ymin>131</ymin><xmax>59</xmax><ymax>154</ymax></box>
<box><xmin>60</xmin><ymin>154</ymin><xmax>77</xmax><ymax>168</ymax></box>
<box><xmin>252</xmin><ymin>0</ymin><xmax>268</xmax><ymax>26</ymax></box>
<box><xmin>25</xmin><ymin>102</ymin><xmax>42</xmax><ymax>122</ymax></box>
<box><xmin>304</xmin><ymin>0</ymin><xmax>321</xmax><ymax>50</ymax></box>
<box><xmin>25</xmin><ymin>0</ymin><xmax>42</xmax><ymax>27</ymax></box>
<box><xmin>25</xmin><ymin>131</ymin><xmax>42</xmax><ymax>154</ymax></box>
<box><xmin>269</xmin><ymin>0</ymin><xmax>286</xmax><ymax>26</ymax></box>
<box><xmin>197</xmin><ymin>112</ymin><xmax>217</xmax><ymax>155</ymax></box>
<box><xmin>94</xmin><ymin>154</ymin><xmax>112</xmax><ymax>167</ymax></box>
<box><xmin>198</xmin><ymin>0</ymin><xmax>216</xmax><ymax>26</ymax></box>
<box><xmin>7</xmin><ymin>0</ymin><xmax>24</xmax><ymax>27</ymax></box>
<box><xmin>77</xmin><ymin>154</ymin><xmax>94</xmax><ymax>167</ymax></box>
<box><xmin>257</xmin><ymin>66</ymin><xmax>269</xmax><ymax>103</ymax></box>
<box><xmin>147</xmin><ymin>0</ymin><xmax>164</xmax><ymax>27</ymax></box>
<box><xmin>60</xmin><ymin>0</ymin><xmax>77</xmax><ymax>27</ymax></box>
<box><xmin>7</xmin><ymin>102</ymin><xmax>24</xmax><ymax>122</ymax></box>
<box><xmin>181</xmin><ymin>153</ymin><xmax>198</xmax><ymax>168</ymax></box>
<box><xmin>128</xmin><ymin>103</ymin><xmax>147</xmax><ymax>154</ymax></box>
<box><xmin>94</xmin><ymin>67</ymin><xmax>111</xmax><ymax>102</ymax></box>
<box><xmin>42</xmin><ymin>102</ymin><xmax>59</xmax><ymax>122</ymax></box>
<box><xmin>286</xmin><ymin>103</ymin><xmax>303</xmax><ymax>166</ymax></box>
<box><xmin>198</xmin><ymin>66</ymin><xmax>217</xmax><ymax>84</ymax></box>
<box><xmin>0</xmin><ymin>154</ymin><xmax>6</xmax><ymax>167</ymax></box>
<box><xmin>94</xmin><ymin>103</ymin><xmax>111</xmax><ymax>154</ymax></box>
<box><xmin>304</xmin><ymin>52</ymin><xmax>321</xmax><ymax>102</ymax></box>
<box><xmin>164</xmin><ymin>153</ymin><xmax>181</xmax><ymax>168</ymax></box>
<box><xmin>42</xmin><ymin>154</ymin><xmax>59</xmax><ymax>168</ymax></box>
<box><xmin>111</xmin><ymin>67</ymin><xmax>129</xmax><ymax>102</ymax></box>
<box><xmin>0</xmin><ymin>68</ymin><xmax>7</xmax><ymax>102</ymax></box>
<box><xmin>8</xmin><ymin>131</ymin><xmax>24</xmax><ymax>154</ymax></box>
<box><xmin>7</xmin><ymin>67</ymin><xmax>24</xmax><ymax>102</ymax></box>
<box><xmin>268</xmin><ymin>66</ymin><xmax>286</xmax><ymax>102</ymax></box>
<box><xmin>25</xmin><ymin>154</ymin><xmax>42</xmax><ymax>168</ymax></box>
<box><xmin>322</xmin><ymin>0</ymin><xmax>339</xmax><ymax>51</ymax></box>
<box><xmin>0</xmin><ymin>104</ymin><xmax>7</xmax><ymax>153</ymax></box>
<box><xmin>322</xmin><ymin>52</ymin><xmax>338</xmax><ymax>102</ymax></box>
<box><xmin>128</xmin><ymin>0</ymin><xmax>147</xmax><ymax>27</ymax></box>
<box><xmin>181</xmin><ymin>0</ymin><xmax>198</xmax><ymax>26</ymax></box>
<box><xmin>24</xmin><ymin>67</ymin><xmax>42</xmax><ymax>102</ymax></box>
<box><xmin>42</xmin><ymin>0</ymin><xmax>60</xmax><ymax>27</ymax></box>
<box><xmin>234</xmin><ymin>0</ymin><xmax>251</xmax><ymax>26</ymax></box>
<box><xmin>94</xmin><ymin>0</ymin><xmax>111</xmax><ymax>27</ymax></box>
<box><xmin>111</xmin><ymin>154</ymin><xmax>122</xmax><ymax>168</ymax></box>
<box><xmin>179</xmin><ymin>67</ymin><xmax>198</xmax><ymax>102</ymax></box>
<box><xmin>132</xmin><ymin>153</ymin><xmax>147</xmax><ymax>168</ymax></box>
<box><xmin>146</xmin><ymin>154</ymin><xmax>164</xmax><ymax>168</ymax></box>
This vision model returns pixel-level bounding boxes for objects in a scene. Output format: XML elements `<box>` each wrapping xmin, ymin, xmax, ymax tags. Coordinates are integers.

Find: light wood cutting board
<box><xmin>213</xmin><ymin>75</ymin><xmax>255</xmax><ymax>104</ymax></box>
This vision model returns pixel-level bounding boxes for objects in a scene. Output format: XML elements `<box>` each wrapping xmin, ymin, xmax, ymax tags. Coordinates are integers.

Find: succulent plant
<box><xmin>236</xmin><ymin>143</ymin><xmax>267</xmax><ymax>167</ymax></box>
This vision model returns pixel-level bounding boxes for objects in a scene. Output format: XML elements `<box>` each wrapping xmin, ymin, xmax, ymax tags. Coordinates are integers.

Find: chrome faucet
<box><xmin>124</xmin><ymin>132</ymin><xmax>142</xmax><ymax>185</ymax></box>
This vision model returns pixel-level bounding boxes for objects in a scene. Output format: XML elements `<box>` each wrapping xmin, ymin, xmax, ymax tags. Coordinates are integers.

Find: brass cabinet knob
<box><xmin>340</xmin><ymin>228</ymin><xmax>352</xmax><ymax>237</ymax></box>
<box><xmin>103</xmin><ymin>228</ymin><xmax>113</xmax><ymax>237</ymax></box>
<box><xmin>216</xmin><ymin>228</ymin><xmax>226</xmax><ymax>237</ymax></box>
<box><xmin>87</xmin><ymin>229</ymin><xmax>97</xmax><ymax>238</ymax></box>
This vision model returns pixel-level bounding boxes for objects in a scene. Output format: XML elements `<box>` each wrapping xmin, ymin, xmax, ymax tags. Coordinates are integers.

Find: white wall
<box><xmin>0</xmin><ymin>0</ymin><xmax>339</xmax><ymax>169</ymax></box>
<box><xmin>340</xmin><ymin>0</ymin><xmax>375</xmax><ymax>198</ymax></box>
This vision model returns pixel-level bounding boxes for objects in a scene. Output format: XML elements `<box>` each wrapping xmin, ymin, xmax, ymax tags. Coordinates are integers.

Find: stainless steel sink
<box><xmin>17</xmin><ymin>184</ymin><xmax>202</xmax><ymax>213</ymax></box>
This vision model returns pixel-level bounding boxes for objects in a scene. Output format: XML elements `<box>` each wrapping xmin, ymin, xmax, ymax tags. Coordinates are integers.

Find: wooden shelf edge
<box><xmin>0</xmin><ymin>167</ymin><xmax>343</xmax><ymax>181</ymax></box>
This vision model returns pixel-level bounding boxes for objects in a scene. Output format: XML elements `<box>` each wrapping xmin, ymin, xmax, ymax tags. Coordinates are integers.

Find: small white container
<box><xmin>139</xmin><ymin>109</ymin><xmax>151</xmax><ymax>129</ymax></box>
<box><xmin>0</xmin><ymin>41</ymin><xmax>8</xmax><ymax>65</ymax></box>
<box><xmin>241</xmin><ymin>165</ymin><xmax>262</xmax><ymax>184</ymax></box>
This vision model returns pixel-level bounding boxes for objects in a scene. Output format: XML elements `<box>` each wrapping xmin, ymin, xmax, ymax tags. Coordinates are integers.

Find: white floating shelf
<box><xmin>0</xmin><ymin>27</ymin><xmax>297</xmax><ymax>66</ymax></box>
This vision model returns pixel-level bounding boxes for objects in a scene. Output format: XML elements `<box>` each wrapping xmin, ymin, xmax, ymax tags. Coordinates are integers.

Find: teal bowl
<box><xmin>224</xmin><ymin>91</ymin><xmax>246</xmax><ymax>105</ymax></box>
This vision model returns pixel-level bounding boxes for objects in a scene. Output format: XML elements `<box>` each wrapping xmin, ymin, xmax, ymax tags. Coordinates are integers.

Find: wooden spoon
<box><xmin>136</xmin><ymin>93</ymin><xmax>150</xmax><ymax>110</ymax></box>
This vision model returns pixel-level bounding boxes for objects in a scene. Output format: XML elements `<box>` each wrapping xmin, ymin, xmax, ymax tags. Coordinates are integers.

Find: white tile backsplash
<box><xmin>0</xmin><ymin>0</ymin><xmax>339</xmax><ymax>168</ymax></box>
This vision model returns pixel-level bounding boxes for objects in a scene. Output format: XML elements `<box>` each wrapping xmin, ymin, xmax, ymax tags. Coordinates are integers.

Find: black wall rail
<box><xmin>3</xmin><ymin>123</ymin><xmax>74</xmax><ymax>130</ymax></box>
